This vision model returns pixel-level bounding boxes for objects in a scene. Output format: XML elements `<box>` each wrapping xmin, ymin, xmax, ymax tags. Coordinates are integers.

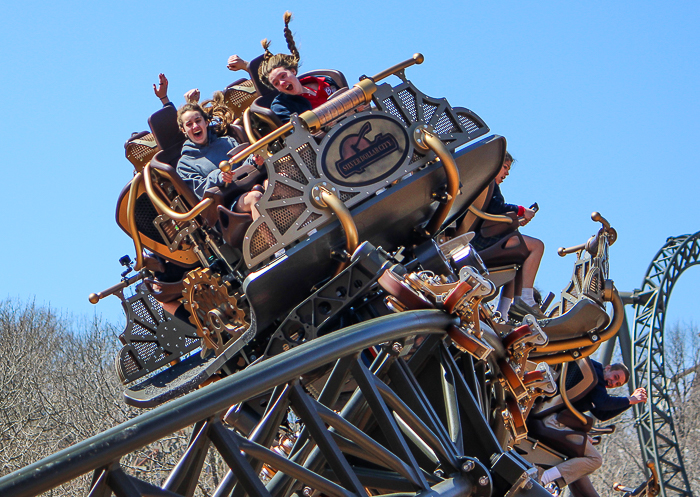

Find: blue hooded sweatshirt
<box><xmin>176</xmin><ymin>129</ymin><xmax>254</xmax><ymax>199</ymax></box>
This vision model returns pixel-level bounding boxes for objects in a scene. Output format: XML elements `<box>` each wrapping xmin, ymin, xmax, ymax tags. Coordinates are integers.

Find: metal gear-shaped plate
<box><xmin>182</xmin><ymin>268</ymin><xmax>248</xmax><ymax>357</ymax></box>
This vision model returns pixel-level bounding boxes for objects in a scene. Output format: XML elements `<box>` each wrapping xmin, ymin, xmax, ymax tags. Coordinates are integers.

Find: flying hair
<box><xmin>258</xmin><ymin>11</ymin><xmax>302</xmax><ymax>89</ymax></box>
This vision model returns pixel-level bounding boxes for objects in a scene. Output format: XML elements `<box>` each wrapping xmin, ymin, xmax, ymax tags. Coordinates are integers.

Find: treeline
<box><xmin>0</xmin><ymin>300</ymin><xmax>227</xmax><ymax>496</ymax></box>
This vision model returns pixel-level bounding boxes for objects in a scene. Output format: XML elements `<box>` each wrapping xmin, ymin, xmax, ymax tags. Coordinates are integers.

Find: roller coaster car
<box><xmin>517</xmin><ymin>213</ymin><xmax>622</xmax><ymax>364</ymax></box>
<box><xmin>101</xmin><ymin>54</ymin><xmax>513</xmax><ymax>407</ymax></box>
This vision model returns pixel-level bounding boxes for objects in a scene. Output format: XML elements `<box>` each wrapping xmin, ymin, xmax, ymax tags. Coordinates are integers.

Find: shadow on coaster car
<box><xmin>92</xmin><ymin>54</ymin><xmax>511</xmax><ymax>407</ymax></box>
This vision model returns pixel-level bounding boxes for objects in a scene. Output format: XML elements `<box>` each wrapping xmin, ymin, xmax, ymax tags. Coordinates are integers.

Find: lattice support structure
<box><xmin>632</xmin><ymin>231</ymin><xmax>700</xmax><ymax>497</ymax></box>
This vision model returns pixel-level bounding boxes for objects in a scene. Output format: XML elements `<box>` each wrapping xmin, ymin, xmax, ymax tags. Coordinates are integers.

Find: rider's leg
<box><xmin>543</xmin><ymin>414</ymin><xmax>602</xmax><ymax>485</ymax></box>
<box><xmin>505</xmin><ymin>235</ymin><xmax>544</xmax><ymax>306</ymax></box>
<box><xmin>568</xmin><ymin>476</ymin><xmax>601</xmax><ymax>497</ymax></box>
<box><xmin>497</xmin><ymin>280</ymin><xmax>515</xmax><ymax>316</ymax></box>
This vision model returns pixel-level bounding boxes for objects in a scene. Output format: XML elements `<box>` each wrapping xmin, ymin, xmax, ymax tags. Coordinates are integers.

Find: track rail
<box><xmin>632</xmin><ymin>231</ymin><xmax>700</xmax><ymax>497</ymax></box>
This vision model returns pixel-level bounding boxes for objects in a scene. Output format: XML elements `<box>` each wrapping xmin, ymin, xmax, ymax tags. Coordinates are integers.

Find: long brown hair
<box><xmin>177</xmin><ymin>92</ymin><xmax>234</xmax><ymax>138</ymax></box>
<box><xmin>258</xmin><ymin>11</ymin><xmax>300</xmax><ymax>89</ymax></box>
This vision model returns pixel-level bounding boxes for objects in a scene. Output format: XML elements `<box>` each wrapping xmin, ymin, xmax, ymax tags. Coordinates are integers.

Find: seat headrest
<box><xmin>149</xmin><ymin>105</ymin><xmax>186</xmax><ymax>152</ymax></box>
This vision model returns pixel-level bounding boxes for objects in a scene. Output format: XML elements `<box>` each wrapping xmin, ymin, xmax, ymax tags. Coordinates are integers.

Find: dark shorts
<box><xmin>470</xmin><ymin>233</ymin><xmax>506</xmax><ymax>252</ymax></box>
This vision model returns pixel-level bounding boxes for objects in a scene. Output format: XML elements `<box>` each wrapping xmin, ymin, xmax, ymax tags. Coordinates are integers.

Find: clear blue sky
<box><xmin>1</xmin><ymin>1</ymin><xmax>698</xmax><ymax>337</ymax></box>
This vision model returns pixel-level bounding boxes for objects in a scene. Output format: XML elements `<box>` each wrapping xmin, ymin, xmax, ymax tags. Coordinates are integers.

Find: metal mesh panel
<box><xmin>435</xmin><ymin>111</ymin><xmax>458</xmax><ymax>135</ymax></box>
<box><xmin>147</xmin><ymin>294</ymin><xmax>166</xmax><ymax>321</ymax></box>
<box><xmin>121</xmin><ymin>350</ymin><xmax>141</xmax><ymax>376</ymax></box>
<box><xmin>457</xmin><ymin>113</ymin><xmax>480</xmax><ymax>134</ymax></box>
<box><xmin>250</xmin><ymin>222</ymin><xmax>278</xmax><ymax>258</ymax></box>
<box><xmin>270</xmin><ymin>182</ymin><xmax>304</xmax><ymax>201</ymax></box>
<box><xmin>224</xmin><ymin>80</ymin><xmax>257</xmax><ymax>117</ymax></box>
<box><xmin>131</xmin><ymin>300</ymin><xmax>156</xmax><ymax>326</ymax></box>
<box><xmin>422</xmin><ymin>102</ymin><xmax>438</xmax><ymax>123</ymax></box>
<box><xmin>130</xmin><ymin>322</ymin><xmax>153</xmax><ymax>338</ymax></box>
<box><xmin>296</xmin><ymin>143</ymin><xmax>319</xmax><ymax>178</ymax></box>
<box><xmin>338</xmin><ymin>191</ymin><xmax>360</xmax><ymax>202</ymax></box>
<box><xmin>135</xmin><ymin>194</ymin><xmax>166</xmax><ymax>245</ymax></box>
<box><xmin>588</xmin><ymin>272</ymin><xmax>600</xmax><ymax>295</ymax></box>
<box><xmin>268</xmin><ymin>203</ymin><xmax>307</xmax><ymax>236</ymax></box>
<box><xmin>398</xmin><ymin>89</ymin><xmax>418</xmax><ymax>121</ymax></box>
<box><xmin>300</xmin><ymin>212</ymin><xmax>322</xmax><ymax>229</ymax></box>
<box><xmin>134</xmin><ymin>341</ymin><xmax>157</xmax><ymax>361</ymax></box>
<box><xmin>274</xmin><ymin>155</ymin><xmax>308</xmax><ymax>185</ymax></box>
<box><xmin>382</xmin><ymin>97</ymin><xmax>408</xmax><ymax>125</ymax></box>
<box><xmin>185</xmin><ymin>337</ymin><xmax>199</xmax><ymax>347</ymax></box>
<box><xmin>126</xmin><ymin>133</ymin><xmax>158</xmax><ymax>169</ymax></box>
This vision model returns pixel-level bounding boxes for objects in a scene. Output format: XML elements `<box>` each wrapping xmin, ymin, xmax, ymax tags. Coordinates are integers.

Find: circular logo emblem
<box><xmin>320</xmin><ymin>114</ymin><xmax>409</xmax><ymax>187</ymax></box>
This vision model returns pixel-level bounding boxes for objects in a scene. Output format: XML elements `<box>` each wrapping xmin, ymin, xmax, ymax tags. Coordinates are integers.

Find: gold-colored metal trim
<box><xmin>242</xmin><ymin>108</ymin><xmax>257</xmax><ymax>144</ymax></box>
<box><xmin>89</xmin><ymin>269</ymin><xmax>149</xmax><ymax>304</ymax></box>
<box><xmin>143</xmin><ymin>163</ymin><xmax>213</xmax><ymax>222</ymax></box>
<box><xmin>558</xmin><ymin>243</ymin><xmax>586</xmax><ymax>257</ymax></box>
<box><xmin>127</xmin><ymin>172</ymin><xmax>145</xmax><ymax>270</ymax></box>
<box><xmin>371</xmin><ymin>53</ymin><xmax>424</xmax><ymax>82</ymax></box>
<box><xmin>540</xmin><ymin>343</ymin><xmax>601</xmax><ymax>366</ymax></box>
<box><xmin>591</xmin><ymin>211</ymin><xmax>610</xmax><ymax>229</ymax></box>
<box><xmin>559</xmin><ymin>362</ymin><xmax>589</xmax><ymax>425</ymax></box>
<box><xmin>413</xmin><ymin>127</ymin><xmax>460</xmax><ymax>235</ymax></box>
<box><xmin>228</xmin><ymin>122</ymin><xmax>294</xmax><ymax>164</ymax></box>
<box><xmin>535</xmin><ymin>288</ymin><xmax>624</xmax><ymax>354</ymax></box>
<box><xmin>468</xmin><ymin>205</ymin><xmax>513</xmax><ymax>224</ymax></box>
<box><xmin>310</xmin><ymin>184</ymin><xmax>359</xmax><ymax>275</ymax></box>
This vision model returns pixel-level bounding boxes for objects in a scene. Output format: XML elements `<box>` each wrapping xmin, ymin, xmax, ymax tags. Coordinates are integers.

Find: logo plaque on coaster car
<box><xmin>321</xmin><ymin>114</ymin><xmax>409</xmax><ymax>187</ymax></box>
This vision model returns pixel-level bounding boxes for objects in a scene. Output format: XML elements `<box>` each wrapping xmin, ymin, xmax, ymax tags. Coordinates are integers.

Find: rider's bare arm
<box><xmin>153</xmin><ymin>73</ymin><xmax>170</xmax><ymax>106</ymax></box>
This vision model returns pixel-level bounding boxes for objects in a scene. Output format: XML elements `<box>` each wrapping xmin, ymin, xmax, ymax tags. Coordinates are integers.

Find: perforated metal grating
<box><xmin>268</xmin><ymin>203</ymin><xmax>306</xmax><ymax>236</ymax></box>
<box><xmin>274</xmin><ymin>155</ymin><xmax>308</xmax><ymax>185</ymax></box>
<box><xmin>457</xmin><ymin>114</ymin><xmax>480</xmax><ymax>134</ymax></box>
<box><xmin>129</xmin><ymin>322</ymin><xmax>152</xmax><ymax>338</ymax></box>
<box><xmin>296</xmin><ymin>144</ymin><xmax>319</xmax><ymax>178</ymax></box>
<box><xmin>270</xmin><ymin>182</ymin><xmax>304</xmax><ymax>201</ymax></box>
<box><xmin>382</xmin><ymin>97</ymin><xmax>408</xmax><ymax>125</ymax></box>
<box><xmin>338</xmin><ymin>191</ymin><xmax>360</xmax><ymax>202</ymax></box>
<box><xmin>410</xmin><ymin>151</ymin><xmax>425</xmax><ymax>164</ymax></box>
<box><xmin>422</xmin><ymin>102</ymin><xmax>438</xmax><ymax>123</ymax></box>
<box><xmin>135</xmin><ymin>194</ymin><xmax>166</xmax><ymax>245</ymax></box>
<box><xmin>126</xmin><ymin>133</ymin><xmax>158</xmax><ymax>167</ymax></box>
<box><xmin>300</xmin><ymin>212</ymin><xmax>322</xmax><ymax>229</ymax></box>
<box><xmin>435</xmin><ymin>112</ymin><xmax>458</xmax><ymax>135</ymax></box>
<box><xmin>121</xmin><ymin>350</ymin><xmax>140</xmax><ymax>376</ymax></box>
<box><xmin>134</xmin><ymin>341</ymin><xmax>157</xmax><ymax>362</ymax></box>
<box><xmin>224</xmin><ymin>80</ymin><xmax>257</xmax><ymax>115</ymax></box>
<box><xmin>147</xmin><ymin>294</ymin><xmax>165</xmax><ymax>321</ymax></box>
<box><xmin>398</xmin><ymin>89</ymin><xmax>418</xmax><ymax>121</ymax></box>
<box><xmin>250</xmin><ymin>223</ymin><xmax>278</xmax><ymax>259</ymax></box>
<box><xmin>131</xmin><ymin>300</ymin><xmax>156</xmax><ymax>326</ymax></box>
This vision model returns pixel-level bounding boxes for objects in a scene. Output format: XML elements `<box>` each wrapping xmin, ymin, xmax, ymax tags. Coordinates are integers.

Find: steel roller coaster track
<box><xmin>631</xmin><ymin>231</ymin><xmax>700</xmax><ymax>497</ymax></box>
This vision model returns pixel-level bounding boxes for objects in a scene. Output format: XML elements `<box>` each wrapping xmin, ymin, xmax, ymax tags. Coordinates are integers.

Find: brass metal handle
<box><xmin>89</xmin><ymin>269</ymin><xmax>149</xmax><ymax>304</ymax></box>
<box><xmin>371</xmin><ymin>53</ymin><xmax>424</xmax><ymax>82</ymax></box>
<box><xmin>591</xmin><ymin>211</ymin><xmax>610</xmax><ymax>230</ymax></box>
<box><xmin>242</xmin><ymin>108</ymin><xmax>257</xmax><ymax>145</ymax></box>
<box><xmin>413</xmin><ymin>127</ymin><xmax>460</xmax><ymax>235</ymax></box>
<box><xmin>558</xmin><ymin>243</ymin><xmax>586</xmax><ymax>257</ymax></box>
<box><xmin>228</xmin><ymin>122</ymin><xmax>294</xmax><ymax>164</ymax></box>
<box><xmin>468</xmin><ymin>205</ymin><xmax>513</xmax><ymax>224</ymax></box>
<box><xmin>559</xmin><ymin>362</ymin><xmax>589</xmax><ymax>425</ymax></box>
<box><xmin>310</xmin><ymin>184</ymin><xmax>359</xmax><ymax>274</ymax></box>
<box><xmin>299</xmin><ymin>79</ymin><xmax>376</xmax><ymax>133</ymax></box>
<box><xmin>126</xmin><ymin>172</ymin><xmax>145</xmax><ymax>271</ymax></box>
<box><xmin>143</xmin><ymin>163</ymin><xmax>213</xmax><ymax>222</ymax></box>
